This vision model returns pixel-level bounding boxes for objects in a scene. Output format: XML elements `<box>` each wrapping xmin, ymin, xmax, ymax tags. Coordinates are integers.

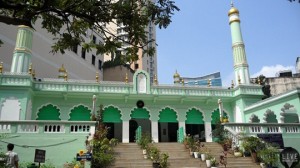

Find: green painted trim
<box><xmin>132</xmin><ymin>70</ymin><xmax>151</xmax><ymax>94</ymax></box>
<box><xmin>130</xmin><ymin>108</ymin><xmax>150</xmax><ymax>119</ymax></box>
<box><xmin>103</xmin><ymin>106</ymin><xmax>122</xmax><ymax>123</ymax></box>
<box><xmin>185</xmin><ymin>108</ymin><xmax>204</xmax><ymax>124</ymax></box>
<box><xmin>159</xmin><ymin>107</ymin><xmax>177</xmax><ymax>123</ymax></box>
<box><xmin>37</xmin><ymin>104</ymin><xmax>61</xmax><ymax>120</ymax></box>
<box><xmin>69</xmin><ymin>105</ymin><xmax>91</xmax><ymax>121</ymax></box>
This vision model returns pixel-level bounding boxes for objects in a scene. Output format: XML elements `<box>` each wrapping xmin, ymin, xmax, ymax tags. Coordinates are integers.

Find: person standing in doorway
<box><xmin>6</xmin><ymin>143</ymin><xmax>19</xmax><ymax>168</ymax></box>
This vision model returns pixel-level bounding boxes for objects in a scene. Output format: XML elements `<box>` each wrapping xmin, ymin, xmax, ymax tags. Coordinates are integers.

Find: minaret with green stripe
<box><xmin>10</xmin><ymin>25</ymin><xmax>34</xmax><ymax>73</ymax></box>
<box><xmin>228</xmin><ymin>2</ymin><xmax>250</xmax><ymax>85</ymax></box>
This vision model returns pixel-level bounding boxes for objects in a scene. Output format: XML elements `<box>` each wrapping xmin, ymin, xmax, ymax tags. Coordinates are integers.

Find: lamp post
<box><xmin>92</xmin><ymin>95</ymin><xmax>97</xmax><ymax>116</ymax></box>
<box><xmin>218</xmin><ymin>99</ymin><xmax>223</xmax><ymax>123</ymax></box>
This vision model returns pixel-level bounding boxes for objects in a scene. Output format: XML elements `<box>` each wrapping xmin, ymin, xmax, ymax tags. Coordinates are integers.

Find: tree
<box><xmin>0</xmin><ymin>0</ymin><xmax>179</xmax><ymax>64</ymax></box>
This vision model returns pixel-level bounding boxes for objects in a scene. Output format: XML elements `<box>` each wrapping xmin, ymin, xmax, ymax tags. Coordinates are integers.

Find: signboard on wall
<box><xmin>34</xmin><ymin>149</ymin><xmax>46</xmax><ymax>163</ymax></box>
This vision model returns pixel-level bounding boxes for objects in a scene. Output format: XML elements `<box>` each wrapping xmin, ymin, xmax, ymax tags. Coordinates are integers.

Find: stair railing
<box><xmin>224</xmin><ymin>125</ymin><xmax>243</xmax><ymax>147</ymax></box>
<box><xmin>177</xmin><ymin>127</ymin><xmax>184</xmax><ymax>143</ymax></box>
<box><xmin>135</xmin><ymin>126</ymin><xmax>142</xmax><ymax>143</ymax></box>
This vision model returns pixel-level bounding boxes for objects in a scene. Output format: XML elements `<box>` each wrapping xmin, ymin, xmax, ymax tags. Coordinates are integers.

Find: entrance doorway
<box><xmin>186</xmin><ymin>124</ymin><xmax>205</xmax><ymax>142</ymax></box>
<box><xmin>129</xmin><ymin>120</ymin><xmax>138</xmax><ymax>142</ymax></box>
<box><xmin>158</xmin><ymin>123</ymin><xmax>178</xmax><ymax>142</ymax></box>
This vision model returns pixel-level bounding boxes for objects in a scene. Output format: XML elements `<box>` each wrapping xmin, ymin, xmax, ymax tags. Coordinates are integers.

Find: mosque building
<box><xmin>0</xmin><ymin>3</ymin><xmax>299</xmax><ymax>166</ymax></box>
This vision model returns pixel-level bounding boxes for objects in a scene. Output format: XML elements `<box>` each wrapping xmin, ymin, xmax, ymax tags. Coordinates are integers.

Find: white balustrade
<box><xmin>285</xmin><ymin>126</ymin><xmax>299</xmax><ymax>133</ymax></box>
<box><xmin>0</xmin><ymin>124</ymin><xmax>11</xmax><ymax>133</ymax></box>
<box><xmin>249</xmin><ymin>126</ymin><xmax>263</xmax><ymax>133</ymax></box>
<box><xmin>267</xmin><ymin>126</ymin><xmax>280</xmax><ymax>133</ymax></box>
<box><xmin>44</xmin><ymin>124</ymin><xmax>65</xmax><ymax>133</ymax></box>
<box><xmin>70</xmin><ymin>124</ymin><xmax>90</xmax><ymax>133</ymax></box>
<box><xmin>18</xmin><ymin>124</ymin><xmax>38</xmax><ymax>133</ymax></box>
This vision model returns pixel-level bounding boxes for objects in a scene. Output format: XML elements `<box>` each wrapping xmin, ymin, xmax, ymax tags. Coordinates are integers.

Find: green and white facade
<box><xmin>0</xmin><ymin>4</ymin><xmax>300</xmax><ymax>166</ymax></box>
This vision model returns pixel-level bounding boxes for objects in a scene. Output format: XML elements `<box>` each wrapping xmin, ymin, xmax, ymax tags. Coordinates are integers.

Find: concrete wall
<box><xmin>267</xmin><ymin>77</ymin><xmax>300</xmax><ymax>96</ymax></box>
<box><xmin>103</xmin><ymin>65</ymin><xmax>134</xmax><ymax>82</ymax></box>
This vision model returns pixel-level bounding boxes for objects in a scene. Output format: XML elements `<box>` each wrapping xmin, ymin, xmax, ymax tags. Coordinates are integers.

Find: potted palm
<box><xmin>159</xmin><ymin>152</ymin><xmax>169</xmax><ymax>168</ymax></box>
<box><xmin>241</xmin><ymin>136</ymin><xmax>264</xmax><ymax>163</ymax></box>
<box><xmin>206</xmin><ymin>153</ymin><xmax>213</xmax><ymax>167</ymax></box>
<box><xmin>257</xmin><ymin>146</ymin><xmax>279</xmax><ymax>168</ymax></box>
<box><xmin>233</xmin><ymin>146</ymin><xmax>243</xmax><ymax>157</ymax></box>
<box><xmin>210</xmin><ymin>157</ymin><xmax>219</xmax><ymax>168</ymax></box>
<box><xmin>148</xmin><ymin>146</ymin><xmax>161</xmax><ymax>168</ymax></box>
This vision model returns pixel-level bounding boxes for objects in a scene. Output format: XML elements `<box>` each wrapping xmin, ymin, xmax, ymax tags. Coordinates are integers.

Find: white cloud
<box><xmin>251</xmin><ymin>65</ymin><xmax>295</xmax><ymax>78</ymax></box>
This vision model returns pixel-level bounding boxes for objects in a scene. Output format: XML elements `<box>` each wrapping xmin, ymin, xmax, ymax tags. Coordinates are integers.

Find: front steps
<box><xmin>201</xmin><ymin>142</ymin><xmax>261</xmax><ymax>168</ymax></box>
<box><xmin>112</xmin><ymin>142</ymin><xmax>261</xmax><ymax>168</ymax></box>
<box><xmin>112</xmin><ymin>143</ymin><xmax>152</xmax><ymax>168</ymax></box>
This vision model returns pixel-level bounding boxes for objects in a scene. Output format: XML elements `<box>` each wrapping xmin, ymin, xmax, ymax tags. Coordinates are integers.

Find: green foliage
<box><xmin>241</xmin><ymin>136</ymin><xmax>264</xmax><ymax>153</ymax></box>
<box><xmin>90</xmin><ymin>104</ymin><xmax>116</xmax><ymax>168</ymax></box>
<box><xmin>212</xmin><ymin>121</ymin><xmax>228</xmax><ymax>142</ymax></box>
<box><xmin>138</xmin><ymin>132</ymin><xmax>152</xmax><ymax>149</ymax></box>
<box><xmin>0</xmin><ymin>0</ymin><xmax>179</xmax><ymax>64</ymax></box>
<box><xmin>159</xmin><ymin>152</ymin><xmax>169</xmax><ymax>168</ymax></box>
<box><xmin>257</xmin><ymin>146</ymin><xmax>279</xmax><ymax>167</ymax></box>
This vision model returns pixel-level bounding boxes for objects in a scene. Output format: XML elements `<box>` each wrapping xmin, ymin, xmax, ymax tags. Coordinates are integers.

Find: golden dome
<box><xmin>173</xmin><ymin>70</ymin><xmax>180</xmax><ymax>78</ymax></box>
<box><xmin>228</xmin><ymin>7</ymin><xmax>239</xmax><ymax>16</ymax></box>
<box><xmin>59</xmin><ymin>64</ymin><xmax>66</xmax><ymax>72</ymax></box>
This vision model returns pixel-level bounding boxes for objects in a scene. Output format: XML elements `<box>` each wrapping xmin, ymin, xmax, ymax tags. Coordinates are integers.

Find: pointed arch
<box><xmin>37</xmin><ymin>104</ymin><xmax>61</xmax><ymax>120</ymax></box>
<box><xmin>130</xmin><ymin>107</ymin><xmax>150</xmax><ymax>119</ymax></box>
<box><xmin>69</xmin><ymin>105</ymin><xmax>91</xmax><ymax>121</ymax></box>
<box><xmin>211</xmin><ymin>109</ymin><xmax>228</xmax><ymax>124</ymax></box>
<box><xmin>158</xmin><ymin>107</ymin><xmax>177</xmax><ymax>122</ymax></box>
<box><xmin>249</xmin><ymin>114</ymin><xmax>260</xmax><ymax>123</ymax></box>
<box><xmin>103</xmin><ymin>106</ymin><xmax>122</xmax><ymax>123</ymax></box>
<box><xmin>280</xmin><ymin>103</ymin><xmax>299</xmax><ymax>123</ymax></box>
<box><xmin>263</xmin><ymin>110</ymin><xmax>278</xmax><ymax>123</ymax></box>
<box><xmin>185</xmin><ymin>108</ymin><xmax>204</xmax><ymax>124</ymax></box>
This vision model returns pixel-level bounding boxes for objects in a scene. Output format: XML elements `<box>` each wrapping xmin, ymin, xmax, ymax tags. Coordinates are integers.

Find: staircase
<box><xmin>201</xmin><ymin>142</ymin><xmax>261</xmax><ymax>168</ymax></box>
<box><xmin>112</xmin><ymin>142</ymin><xmax>261</xmax><ymax>168</ymax></box>
<box><xmin>154</xmin><ymin>143</ymin><xmax>202</xmax><ymax>168</ymax></box>
<box><xmin>112</xmin><ymin>143</ymin><xmax>152</xmax><ymax>168</ymax></box>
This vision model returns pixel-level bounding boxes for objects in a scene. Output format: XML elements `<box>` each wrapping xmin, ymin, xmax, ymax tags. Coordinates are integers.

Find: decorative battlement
<box><xmin>0</xmin><ymin>72</ymin><xmax>263</xmax><ymax>97</ymax></box>
<box><xmin>0</xmin><ymin>120</ymin><xmax>96</xmax><ymax>134</ymax></box>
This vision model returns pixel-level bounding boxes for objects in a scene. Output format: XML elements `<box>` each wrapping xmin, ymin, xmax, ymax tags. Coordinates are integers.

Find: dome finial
<box><xmin>231</xmin><ymin>0</ymin><xmax>234</xmax><ymax>7</ymax></box>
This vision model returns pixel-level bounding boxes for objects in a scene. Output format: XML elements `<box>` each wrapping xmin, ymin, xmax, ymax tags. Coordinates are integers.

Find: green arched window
<box><xmin>37</xmin><ymin>104</ymin><xmax>60</xmax><ymax>120</ymax></box>
<box><xmin>211</xmin><ymin>109</ymin><xmax>228</xmax><ymax>124</ymax></box>
<box><xmin>159</xmin><ymin>107</ymin><xmax>177</xmax><ymax>123</ymax></box>
<box><xmin>130</xmin><ymin>108</ymin><xmax>150</xmax><ymax>119</ymax></box>
<box><xmin>69</xmin><ymin>105</ymin><xmax>91</xmax><ymax>121</ymax></box>
<box><xmin>186</xmin><ymin>108</ymin><xmax>204</xmax><ymax>124</ymax></box>
<box><xmin>103</xmin><ymin>106</ymin><xmax>122</xmax><ymax>123</ymax></box>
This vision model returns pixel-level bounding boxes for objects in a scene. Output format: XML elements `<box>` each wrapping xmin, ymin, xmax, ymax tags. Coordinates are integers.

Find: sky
<box><xmin>156</xmin><ymin>0</ymin><xmax>300</xmax><ymax>86</ymax></box>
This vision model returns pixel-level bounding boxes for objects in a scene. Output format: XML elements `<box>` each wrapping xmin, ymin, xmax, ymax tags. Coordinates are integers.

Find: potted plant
<box><xmin>199</xmin><ymin>145</ymin><xmax>209</xmax><ymax>161</ymax></box>
<box><xmin>138</xmin><ymin>133</ymin><xmax>152</xmax><ymax>158</ymax></box>
<box><xmin>148</xmin><ymin>146</ymin><xmax>161</xmax><ymax>168</ymax></box>
<box><xmin>206</xmin><ymin>153</ymin><xmax>213</xmax><ymax>167</ymax></box>
<box><xmin>159</xmin><ymin>152</ymin><xmax>169</xmax><ymax>168</ymax></box>
<box><xmin>241</xmin><ymin>136</ymin><xmax>264</xmax><ymax>163</ymax></box>
<box><xmin>210</xmin><ymin>157</ymin><xmax>219</xmax><ymax>168</ymax></box>
<box><xmin>257</xmin><ymin>146</ymin><xmax>279</xmax><ymax>168</ymax></box>
<box><xmin>233</xmin><ymin>146</ymin><xmax>243</xmax><ymax>157</ymax></box>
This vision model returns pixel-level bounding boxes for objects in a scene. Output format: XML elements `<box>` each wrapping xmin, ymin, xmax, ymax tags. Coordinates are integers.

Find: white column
<box><xmin>205</xmin><ymin>121</ymin><xmax>212</xmax><ymax>142</ymax></box>
<box><xmin>122</xmin><ymin>121</ymin><xmax>129</xmax><ymax>143</ymax></box>
<box><xmin>151</xmin><ymin>121</ymin><xmax>159</xmax><ymax>143</ymax></box>
<box><xmin>178</xmin><ymin>121</ymin><xmax>186</xmax><ymax>136</ymax></box>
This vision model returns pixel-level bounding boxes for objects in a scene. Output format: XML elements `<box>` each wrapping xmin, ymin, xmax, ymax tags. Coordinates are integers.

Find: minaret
<box><xmin>10</xmin><ymin>25</ymin><xmax>34</xmax><ymax>73</ymax></box>
<box><xmin>228</xmin><ymin>2</ymin><xmax>250</xmax><ymax>85</ymax></box>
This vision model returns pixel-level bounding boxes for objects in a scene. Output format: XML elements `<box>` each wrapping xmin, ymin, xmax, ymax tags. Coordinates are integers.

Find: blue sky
<box><xmin>156</xmin><ymin>0</ymin><xmax>300</xmax><ymax>86</ymax></box>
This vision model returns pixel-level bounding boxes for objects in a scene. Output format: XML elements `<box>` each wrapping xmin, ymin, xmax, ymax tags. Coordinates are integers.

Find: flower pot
<box><xmin>201</xmin><ymin>154</ymin><xmax>206</xmax><ymax>161</ymax></box>
<box><xmin>260</xmin><ymin>162</ymin><xmax>266</xmax><ymax>168</ymax></box>
<box><xmin>143</xmin><ymin>154</ymin><xmax>148</xmax><ymax>159</ymax></box>
<box><xmin>234</xmin><ymin>151</ymin><xmax>243</xmax><ymax>157</ymax></box>
<box><xmin>251</xmin><ymin>152</ymin><xmax>258</xmax><ymax>163</ymax></box>
<box><xmin>152</xmin><ymin>162</ymin><xmax>160</xmax><ymax>168</ymax></box>
<box><xmin>211</xmin><ymin>167</ymin><xmax>218</xmax><ymax>168</ymax></box>
<box><xmin>243</xmin><ymin>151</ymin><xmax>251</xmax><ymax>157</ymax></box>
<box><xmin>142</xmin><ymin>149</ymin><xmax>147</xmax><ymax>155</ymax></box>
<box><xmin>206</xmin><ymin>160</ymin><xmax>211</xmax><ymax>167</ymax></box>
<box><xmin>194</xmin><ymin>152</ymin><xmax>199</xmax><ymax>158</ymax></box>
